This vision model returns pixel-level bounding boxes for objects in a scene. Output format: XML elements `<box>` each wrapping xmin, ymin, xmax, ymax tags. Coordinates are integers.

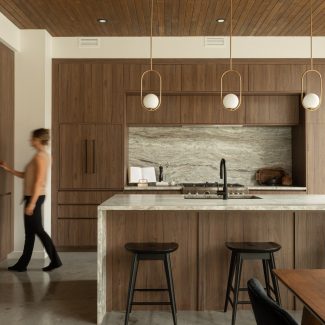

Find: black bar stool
<box><xmin>224</xmin><ymin>241</ymin><xmax>282</xmax><ymax>325</ymax></box>
<box><xmin>124</xmin><ymin>242</ymin><xmax>178</xmax><ymax>325</ymax></box>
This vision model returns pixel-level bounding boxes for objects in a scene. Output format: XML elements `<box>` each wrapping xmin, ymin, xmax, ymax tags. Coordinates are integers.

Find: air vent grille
<box><xmin>78</xmin><ymin>38</ymin><xmax>100</xmax><ymax>48</ymax></box>
<box><xmin>204</xmin><ymin>37</ymin><xmax>225</xmax><ymax>48</ymax></box>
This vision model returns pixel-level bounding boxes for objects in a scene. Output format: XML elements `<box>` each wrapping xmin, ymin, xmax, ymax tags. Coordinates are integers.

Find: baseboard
<box><xmin>7</xmin><ymin>250</ymin><xmax>48</xmax><ymax>260</ymax></box>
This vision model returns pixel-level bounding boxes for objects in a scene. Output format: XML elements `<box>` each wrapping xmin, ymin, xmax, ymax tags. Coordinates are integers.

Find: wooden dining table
<box><xmin>274</xmin><ymin>269</ymin><xmax>325</xmax><ymax>325</ymax></box>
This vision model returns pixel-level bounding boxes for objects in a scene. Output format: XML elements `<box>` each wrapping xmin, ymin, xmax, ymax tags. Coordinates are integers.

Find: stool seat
<box><xmin>225</xmin><ymin>242</ymin><xmax>281</xmax><ymax>253</ymax></box>
<box><xmin>125</xmin><ymin>242</ymin><xmax>179</xmax><ymax>254</ymax></box>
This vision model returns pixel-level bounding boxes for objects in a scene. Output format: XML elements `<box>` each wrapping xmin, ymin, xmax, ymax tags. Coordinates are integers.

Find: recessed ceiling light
<box><xmin>217</xmin><ymin>18</ymin><xmax>225</xmax><ymax>23</ymax></box>
<box><xmin>97</xmin><ymin>18</ymin><xmax>108</xmax><ymax>23</ymax></box>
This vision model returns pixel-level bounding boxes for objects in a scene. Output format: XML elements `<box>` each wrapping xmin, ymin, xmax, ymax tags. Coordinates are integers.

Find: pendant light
<box><xmin>221</xmin><ymin>0</ymin><xmax>242</xmax><ymax>111</ymax></box>
<box><xmin>140</xmin><ymin>0</ymin><xmax>162</xmax><ymax>111</ymax></box>
<box><xmin>301</xmin><ymin>0</ymin><xmax>322</xmax><ymax>111</ymax></box>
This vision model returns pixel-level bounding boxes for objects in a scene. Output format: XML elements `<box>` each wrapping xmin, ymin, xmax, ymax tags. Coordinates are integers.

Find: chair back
<box><xmin>247</xmin><ymin>278</ymin><xmax>298</xmax><ymax>325</ymax></box>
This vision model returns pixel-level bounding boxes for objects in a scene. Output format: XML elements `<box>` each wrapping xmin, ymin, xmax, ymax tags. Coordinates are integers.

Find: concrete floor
<box><xmin>0</xmin><ymin>252</ymin><xmax>302</xmax><ymax>325</ymax></box>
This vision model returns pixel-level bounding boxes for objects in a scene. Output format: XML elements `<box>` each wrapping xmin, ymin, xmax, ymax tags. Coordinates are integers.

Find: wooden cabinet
<box><xmin>0</xmin><ymin>43</ymin><xmax>13</xmax><ymax>261</ymax></box>
<box><xmin>249</xmin><ymin>64</ymin><xmax>306</xmax><ymax>93</ymax></box>
<box><xmin>55</xmin><ymin>190</ymin><xmax>119</xmax><ymax>249</ymax></box>
<box><xmin>124</xmin><ymin>63</ymin><xmax>181</xmax><ymax>91</ymax></box>
<box><xmin>180</xmin><ymin>95</ymin><xmax>246</xmax><ymax>124</ymax></box>
<box><xmin>0</xmin><ymin>43</ymin><xmax>14</xmax><ymax>195</ymax></box>
<box><xmin>59</xmin><ymin>124</ymin><xmax>123</xmax><ymax>189</ymax></box>
<box><xmin>0</xmin><ymin>194</ymin><xmax>12</xmax><ymax>261</ymax></box>
<box><xmin>126</xmin><ymin>95</ymin><xmax>181</xmax><ymax>124</ymax></box>
<box><xmin>181</xmin><ymin>63</ymin><xmax>248</xmax><ymax>92</ymax></box>
<box><xmin>57</xmin><ymin>62</ymin><xmax>124</xmax><ymax>124</ymax></box>
<box><xmin>245</xmin><ymin>95</ymin><xmax>299</xmax><ymax>125</ymax></box>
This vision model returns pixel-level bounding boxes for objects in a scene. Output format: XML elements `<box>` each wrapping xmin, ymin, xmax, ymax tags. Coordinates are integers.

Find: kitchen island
<box><xmin>97</xmin><ymin>194</ymin><xmax>325</xmax><ymax>324</ymax></box>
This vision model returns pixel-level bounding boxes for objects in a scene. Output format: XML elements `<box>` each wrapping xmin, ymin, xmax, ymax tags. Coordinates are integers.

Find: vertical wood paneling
<box><xmin>199</xmin><ymin>211</ymin><xmax>295</xmax><ymax>310</ymax></box>
<box><xmin>106</xmin><ymin>211</ymin><xmax>198</xmax><ymax>311</ymax></box>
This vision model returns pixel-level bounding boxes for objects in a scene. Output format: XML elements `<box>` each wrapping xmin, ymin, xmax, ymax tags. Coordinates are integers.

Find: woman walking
<box><xmin>0</xmin><ymin>128</ymin><xmax>62</xmax><ymax>272</ymax></box>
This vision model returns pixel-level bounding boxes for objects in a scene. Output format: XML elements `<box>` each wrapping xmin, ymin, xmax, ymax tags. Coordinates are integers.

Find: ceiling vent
<box><xmin>78</xmin><ymin>37</ymin><xmax>100</xmax><ymax>48</ymax></box>
<box><xmin>204</xmin><ymin>37</ymin><xmax>225</xmax><ymax>48</ymax></box>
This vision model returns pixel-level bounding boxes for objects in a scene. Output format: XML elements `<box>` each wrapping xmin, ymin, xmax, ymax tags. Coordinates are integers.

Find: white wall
<box><xmin>9</xmin><ymin>30</ymin><xmax>52</xmax><ymax>260</ymax></box>
<box><xmin>53</xmin><ymin>36</ymin><xmax>325</xmax><ymax>59</ymax></box>
<box><xmin>0</xmin><ymin>12</ymin><xmax>20</xmax><ymax>51</ymax></box>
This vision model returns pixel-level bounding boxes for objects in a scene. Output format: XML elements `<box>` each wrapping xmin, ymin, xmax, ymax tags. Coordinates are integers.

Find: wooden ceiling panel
<box><xmin>0</xmin><ymin>0</ymin><xmax>325</xmax><ymax>37</ymax></box>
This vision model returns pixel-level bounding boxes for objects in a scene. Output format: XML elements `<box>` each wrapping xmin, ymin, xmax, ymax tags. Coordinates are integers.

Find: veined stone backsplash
<box><xmin>128</xmin><ymin>126</ymin><xmax>292</xmax><ymax>186</ymax></box>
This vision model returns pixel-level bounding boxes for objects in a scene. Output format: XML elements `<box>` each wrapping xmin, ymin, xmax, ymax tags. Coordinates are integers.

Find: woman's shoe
<box><xmin>8</xmin><ymin>265</ymin><xmax>27</xmax><ymax>272</ymax></box>
<box><xmin>42</xmin><ymin>261</ymin><xmax>62</xmax><ymax>272</ymax></box>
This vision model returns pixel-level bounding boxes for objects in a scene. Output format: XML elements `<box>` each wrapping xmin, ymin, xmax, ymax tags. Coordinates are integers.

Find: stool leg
<box><xmin>262</xmin><ymin>259</ymin><xmax>271</xmax><ymax>298</ymax></box>
<box><xmin>164</xmin><ymin>253</ymin><xmax>177</xmax><ymax>325</ymax></box>
<box><xmin>130</xmin><ymin>256</ymin><xmax>140</xmax><ymax>314</ymax></box>
<box><xmin>224</xmin><ymin>252</ymin><xmax>236</xmax><ymax>312</ymax></box>
<box><xmin>269</xmin><ymin>253</ymin><xmax>282</xmax><ymax>306</ymax></box>
<box><xmin>124</xmin><ymin>254</ymin><xmax>139</xmax><ymax>325</ymax></box>
<box><xmin>232</xmin><ymin>255</ymin><xmax>243</xmax><ymax>325</ymax></box>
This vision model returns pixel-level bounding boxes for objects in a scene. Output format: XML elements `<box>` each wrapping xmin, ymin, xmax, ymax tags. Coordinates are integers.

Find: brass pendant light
<box><xmin>301</xmin><ymin>0</ymin><xmax>322</xmax><ymax>111</ymax></box>
<box><xmin>221</xmin><ymin>0</ymin><xmax>242</xmax><ymax>111</ymax></box>
<box><xmin>140</xmin><ymin>0</ymin><xmax>162</xmax><ymax>111</ymax></box>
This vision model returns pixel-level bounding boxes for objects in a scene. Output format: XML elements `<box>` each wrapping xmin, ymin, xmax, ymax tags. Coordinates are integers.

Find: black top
<box><xmin>125</xmin><ymin>242</ymin><xmax>179</xmax><ymax>254</ymax></box>
<box><xmin>225</xmin><ymin>242</ymin><xmax>281</xmax><ymax>253</ymax></box>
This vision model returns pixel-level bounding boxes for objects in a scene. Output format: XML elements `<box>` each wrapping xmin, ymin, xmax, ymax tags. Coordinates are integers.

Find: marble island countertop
<box><xmin>124</xmin><ymin>185</ymin><xmax>306</xmax><ymax>191</ymax></box>
<box><xmin>99</xmin><ymin>194</ymin><xmax>325</xmax><ymax>211</ymax></box>
<box><xmin>124</xmin><ymin>185</ymin><xmax>182</xmax><ymax>191</ymax></box>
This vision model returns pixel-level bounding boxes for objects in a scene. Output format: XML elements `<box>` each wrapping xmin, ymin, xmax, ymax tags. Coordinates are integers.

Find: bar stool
<box><xmin>124</xmin><ymin>242</ymin><xmax>178</xmax><ymax>325</ymax></box>
<box><xmin>224</xmin><ymin>242</ymin><xmax>282</xmax><ymax>325</ymax></box>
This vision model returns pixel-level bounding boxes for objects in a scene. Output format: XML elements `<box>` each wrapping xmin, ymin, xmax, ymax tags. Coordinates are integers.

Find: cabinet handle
<box><xmin>92</xmin><ymin>140</ymin><xmax>96</xmax><ymax>174</ymax></box>
<box><xmin>84</xmin><ymin>139</ymin><xmax>88</xmax><ymax>174</ymax></box>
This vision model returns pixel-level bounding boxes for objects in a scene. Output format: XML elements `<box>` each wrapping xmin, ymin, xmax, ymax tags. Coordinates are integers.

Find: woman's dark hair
<box><xmin>32</xmin><ymin>128</ymin><xmax>50</xmax><ymax>145</ymax></box>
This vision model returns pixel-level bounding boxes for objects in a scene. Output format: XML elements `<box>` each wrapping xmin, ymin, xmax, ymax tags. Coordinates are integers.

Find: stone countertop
<box><xmin>98</xmin><ymin>194</ymin><xmax>325</xmax><ymax>211</ymax></box>
<box><xmin>124</xmin><ymin>186</ymin><xmax>182</xmax><ymax>191</ymax></box>
<box><xmin>124</xmin><ymin>185</ymin><xmax>306</xmax><ymax>191</ymax></box>
<box><xmin>247</xmin><ymin>186</ymin><xmax>307</xmax><ymax>191</ymax></box>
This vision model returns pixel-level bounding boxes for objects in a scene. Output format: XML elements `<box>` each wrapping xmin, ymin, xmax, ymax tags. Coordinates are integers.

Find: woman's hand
<box><xmin>25</xmin><ymin>203</ymin><xmax>36</xmax><ymax>216</ymax></box>
<box><xmin>0</xmin><ymin>160</ymin><xmax>10</xmax><ymax>171</ymax></box>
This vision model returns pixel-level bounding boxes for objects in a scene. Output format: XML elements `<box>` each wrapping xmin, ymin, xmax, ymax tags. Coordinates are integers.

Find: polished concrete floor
<box><xmin>0</xmin><ymin>253</ymin><xmax>302</xmax><ymax>324</ymax></box>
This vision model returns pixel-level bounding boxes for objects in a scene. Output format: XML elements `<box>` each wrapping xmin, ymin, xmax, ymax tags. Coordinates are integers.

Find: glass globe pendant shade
<box><xmin>223</xmin><ymin>93</ymin><xmax>239</xmax><ymax>111</ymax></box>
<box><xmin>302</xmin><ymin>93</ymin><xmax>320</xmax><ymax>111</ymax></box>
<box><xmin>143</xmin><ymin>93</ymin><xmax>160</xmax><ymax>110</ymax></box>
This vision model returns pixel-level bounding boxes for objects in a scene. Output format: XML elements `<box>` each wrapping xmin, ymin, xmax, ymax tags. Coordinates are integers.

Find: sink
<box><xmin>184</xmin><ymin>194</ymin><xmax>261</xmax><ymax>200</ymax></box>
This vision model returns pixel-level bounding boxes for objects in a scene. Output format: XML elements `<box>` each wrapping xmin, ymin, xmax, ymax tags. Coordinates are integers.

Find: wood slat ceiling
<box><xmin>1</xmin><ymin>0</ymin><xmax>325</xmax><ymax>37</ymax></box>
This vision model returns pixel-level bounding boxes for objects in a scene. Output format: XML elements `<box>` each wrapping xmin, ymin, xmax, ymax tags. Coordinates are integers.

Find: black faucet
<box><xmin>219</xmin><ymin>158</ymin><xmax>228</xmax><ymax>200</ymax></box>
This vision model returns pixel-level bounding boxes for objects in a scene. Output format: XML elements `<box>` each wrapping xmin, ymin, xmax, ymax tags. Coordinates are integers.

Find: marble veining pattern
<box><xmin>128</xmin><ymin>126</ymin><xmax>292</xmax><ymax>185</ymax></box>
<box><xmin>99</xmin><ymin>194</ymin><xmax>325</xmax><ymax>211</ymax></box>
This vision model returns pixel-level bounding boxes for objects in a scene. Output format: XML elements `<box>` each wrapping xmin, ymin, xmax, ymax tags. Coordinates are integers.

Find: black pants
<box><xmin>16</xmin><ymin>196</ymin><xmax>61</xmax><ymax>268</ymax></box>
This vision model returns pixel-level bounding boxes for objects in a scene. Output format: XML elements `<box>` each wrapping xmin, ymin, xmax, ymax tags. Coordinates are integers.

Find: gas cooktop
<box><xmin>182</xmin><ymin>182</ymin><xmax>245</xmax><ymax>188</ymax></box>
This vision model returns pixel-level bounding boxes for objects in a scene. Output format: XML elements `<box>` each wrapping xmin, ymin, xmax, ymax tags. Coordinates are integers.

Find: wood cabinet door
<box><xmin>0</xmin><ymin>43</ymin><xmax>14</xmax><ymax>195</ymax></box>
<box><xmin>126</xmin><ymin>95</ymin><xmax>181</xmax><ymax>124</ymax></box>
<box><xmin>181</xmin><ymin>63</ymin><xmax>248</xmax><ymax>92</ymax></box>
<box><xmin>57</xmin><ymin>63</ymin><xmax>124</xmax><ymax>123</ymax></box>
<box><xmin>124</xmin><ymin>63</ymin><xmax>181</xmax><ymax>91</ymax></box>
<box><xmin>180</xmin><ymin>95</ymin><xmax>245</xmax><ymax>124</ymax></box>
<box><xmin>0</xmin><ymin>194</ymin><xmax>12</xmax><ymax>261</ymax></box>
<box><xmin>249</xmin><ymin>64</ymin><xmax>306</xmax><ymax>93</ymax></box>
<box><xmin>59</xmin><ymin>124</ymin><xmax>123</xmax><ymax>189</ymax></box>
<box><xmin>245</xmin><ymin>95</ymin><xmax>299</xmax><ymax>125</ymax></box>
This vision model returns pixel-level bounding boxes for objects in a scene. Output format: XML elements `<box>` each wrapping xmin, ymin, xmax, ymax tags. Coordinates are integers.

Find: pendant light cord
<box><xmin>310</xmin><ymin>0</ymin><xmax>313</xmax><ymax>70</ymax></box>
<box><xmin>150</xmin><ymin>0</ymin><xmax>153</xmax><ymax>71</ymax></box>
<box><xmin>230</xmin><ymin>0</ymin><xmax>233</xmax><ymax>71</ymax></box>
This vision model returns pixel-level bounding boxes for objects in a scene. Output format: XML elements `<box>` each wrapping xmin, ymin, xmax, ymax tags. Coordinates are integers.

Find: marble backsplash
<box><xmin>128</xmin><ymin>126</ymin><xmax>292</xmax><ymax>186</ymax></box>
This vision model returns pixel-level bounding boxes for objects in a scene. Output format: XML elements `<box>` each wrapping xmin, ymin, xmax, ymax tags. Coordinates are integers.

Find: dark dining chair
<box><xmin>247</xmin><ymin>278</ymin><xmax>298</xmax><ymax>325</ymax></box>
